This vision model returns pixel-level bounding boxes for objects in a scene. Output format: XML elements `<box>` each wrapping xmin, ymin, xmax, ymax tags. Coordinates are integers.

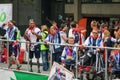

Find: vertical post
<box><xmin>27</xmin><ymin>41</ymin><xmax>30</xmax><ymax>71</ymax></box>
<box><xmin>76</xmin><ymin>46</ymin><xmax>79</xmax><ymax>78</ymax></box>
<box><xmin>7</xmin><ymin>40</ymin><xmax>9</xmax><ymax>67</ymax></box>
<box><xmin>105</xmin><ymin>48</ymin><xmax>108</xmax><ymax>80</ymax></box>
<box><xmin>50</xmin><ymin>44</ymin><xmax>52</xmax><ymax>69</ymax></box>
<box><xmin>0</xmin><ymin>39</ymin><xmax>1</xmax><ymax>62</ymax></box>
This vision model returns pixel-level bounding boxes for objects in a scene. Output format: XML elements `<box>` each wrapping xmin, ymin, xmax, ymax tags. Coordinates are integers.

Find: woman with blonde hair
<box><xmin>115</xmin><ymin>29</ymin><xmax>120</xmax><ymax>39</ymax></box>
<box><xmin>103</xmin><ymin>30</ymin><xmax>119</xmax><ymax>59</ymax></box>
<box><xmin>40</xmin><ymin>25</ymin><xmax>49</xmax><ymax>71</ymax></box>
<box><xmin>103</xmin><ymin>30</ymin><xmax>110</xmax><ymax>42</ymax></box>
<box><xmin>91</xmin><ymin>20</ymin><xmax>98</xmax><ymax>30</ymax></box>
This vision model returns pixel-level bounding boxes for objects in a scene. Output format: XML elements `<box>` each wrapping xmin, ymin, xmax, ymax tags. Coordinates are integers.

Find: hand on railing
<box><xmin>96</xmin><ymin>48</ymin><xmax>100</xmax><ymax>52</ymax></box>
<box><xmin>79</xmin><ymin>45</ymin><xmax>85</xmax><ymax>50</ymax></box>
<box><xmin>44</xmin><ymin>41</ymin><xmax>51</xmax><ymax>45</ymax></box>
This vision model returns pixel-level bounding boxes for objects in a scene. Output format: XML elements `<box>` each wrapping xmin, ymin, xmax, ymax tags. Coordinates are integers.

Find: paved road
<box><xmin>0</xmin><ymin>62</ymin><xmax>50</xmax><ymax>75</ymax></box>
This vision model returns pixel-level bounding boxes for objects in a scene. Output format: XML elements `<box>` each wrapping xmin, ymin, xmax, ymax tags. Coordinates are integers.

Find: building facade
<box><xmin>0</xmin><ymin>0</ymin><xmax>120</xmax><ymax>29</ymax></box>
<box><xmin>65</xmin><ymin>0</ymin><xmax>120</xmax><ymax>21</ymax></box>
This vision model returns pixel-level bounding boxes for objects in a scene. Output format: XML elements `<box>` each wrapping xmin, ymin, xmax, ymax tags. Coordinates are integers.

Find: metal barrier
<box><xmin>0</xmin><ymin>38</ymin><xmax>120</xmax><ymax>80</ymax></box>
<box><xmin>0</xmin><ymin>39</ymin><xmax>29</xmax><ymax>71</ymax></box>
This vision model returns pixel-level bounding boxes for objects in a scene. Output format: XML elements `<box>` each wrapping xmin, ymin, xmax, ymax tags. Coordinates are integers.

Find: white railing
<box><xmin>0</xmin><ymin>39</ymin><xmax>120</xmax><ymax>80</ymax></box>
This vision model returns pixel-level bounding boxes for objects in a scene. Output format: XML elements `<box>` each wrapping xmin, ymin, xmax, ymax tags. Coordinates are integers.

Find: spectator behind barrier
<box><xmin>24</xmin><ymin>19</ymin><xmax>41</xmax><ymax>73</ymax></box>
<box><xmin>61</xmin><ymin>37</ymin><xmax>77</xmax><ymax>70</ymax></box>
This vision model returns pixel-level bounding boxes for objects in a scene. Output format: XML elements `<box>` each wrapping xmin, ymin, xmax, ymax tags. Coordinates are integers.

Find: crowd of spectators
<box><xmin>0</xmin><ymin>18</ymin><xmax>120</xmax><ymax>75</ymax></box>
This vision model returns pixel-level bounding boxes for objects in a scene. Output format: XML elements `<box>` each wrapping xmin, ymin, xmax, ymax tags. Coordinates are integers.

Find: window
<box><xmin>112</xmin><ymin>0</ymin><xmax>120</xmax><ymax>2</ymax></box>
<box><xmin>66</xmin><ymin>0</ymin><xmax>74</xmax><ymax>4</ymax></box>
<box><xmin>81</xmin><ymin>0</ymin><xmax>112</xmax><ymax>3</ymax></box>
<box><xmin>64</xmin><ymin>13</ymin><xmax>74</xmax><ymax>20</ymax></box>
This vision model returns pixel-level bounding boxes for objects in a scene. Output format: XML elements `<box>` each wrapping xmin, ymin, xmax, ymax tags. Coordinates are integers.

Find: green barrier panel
<box><xmin>0</xmin><ymin>69</ymin><xmax>48</xmax><ymax>80</ymax></box>
<box><xmin>14</xmin><ymin>71</ymin><xmax>48</xmax><ymax>80</ymax></box>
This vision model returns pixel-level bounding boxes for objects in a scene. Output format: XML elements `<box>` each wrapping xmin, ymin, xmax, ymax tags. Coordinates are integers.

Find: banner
<box><xmin>0</xmin><ymin>69</ymin><xmax>48</xmax><ymax>80</ymax></box>
<box><xmin>0</xmin><ymin>4</ymin><xmax>12</xmax><ymax>26</ymax></box>
<box><xmin>78</xmin><ymin>18</ymin><xmax>87</xmax><ymax>37</ymax></box>
<box><xmin>48</xmin><ymin>62</ymin><xmax>74</xmax><ymax>80</ymax></box>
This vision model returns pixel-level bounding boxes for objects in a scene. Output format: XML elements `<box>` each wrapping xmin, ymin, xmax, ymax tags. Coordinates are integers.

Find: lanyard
<box><xmin>8</xmin><ymin>27</ymin><xmax>13</xmax><ymax>38</ymax></box>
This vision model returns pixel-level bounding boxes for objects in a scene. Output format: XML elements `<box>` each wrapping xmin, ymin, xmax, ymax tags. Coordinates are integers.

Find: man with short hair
<box><xmin>45</xmin><ymin>26</ymin><xmax>62</xmax><ymax>64</ymax></box>
<box><xmin>24</xmin><ymin>19</ymin><xmax>41</xmax><ymax>73</ymax></box>
<box><xmin>1</xmin><ymin>20</ymin><xmax>21</xmax><ymax>69</ymax></box>
<box><xmin>61</xmin><ymin>37</ymin><xmax>77</xmax><ymax>70</ymax></box>
<box><xmin>82</xmin><ymin>29</ymin><xmax>104</xmax><ymax>72</ymax></box>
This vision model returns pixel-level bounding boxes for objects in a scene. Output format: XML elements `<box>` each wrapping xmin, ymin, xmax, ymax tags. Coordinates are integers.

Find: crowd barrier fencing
<box><xmin>0</xmin><ymin>39</ymin><xmax>120</xmax><ymax>80</ymax></box>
